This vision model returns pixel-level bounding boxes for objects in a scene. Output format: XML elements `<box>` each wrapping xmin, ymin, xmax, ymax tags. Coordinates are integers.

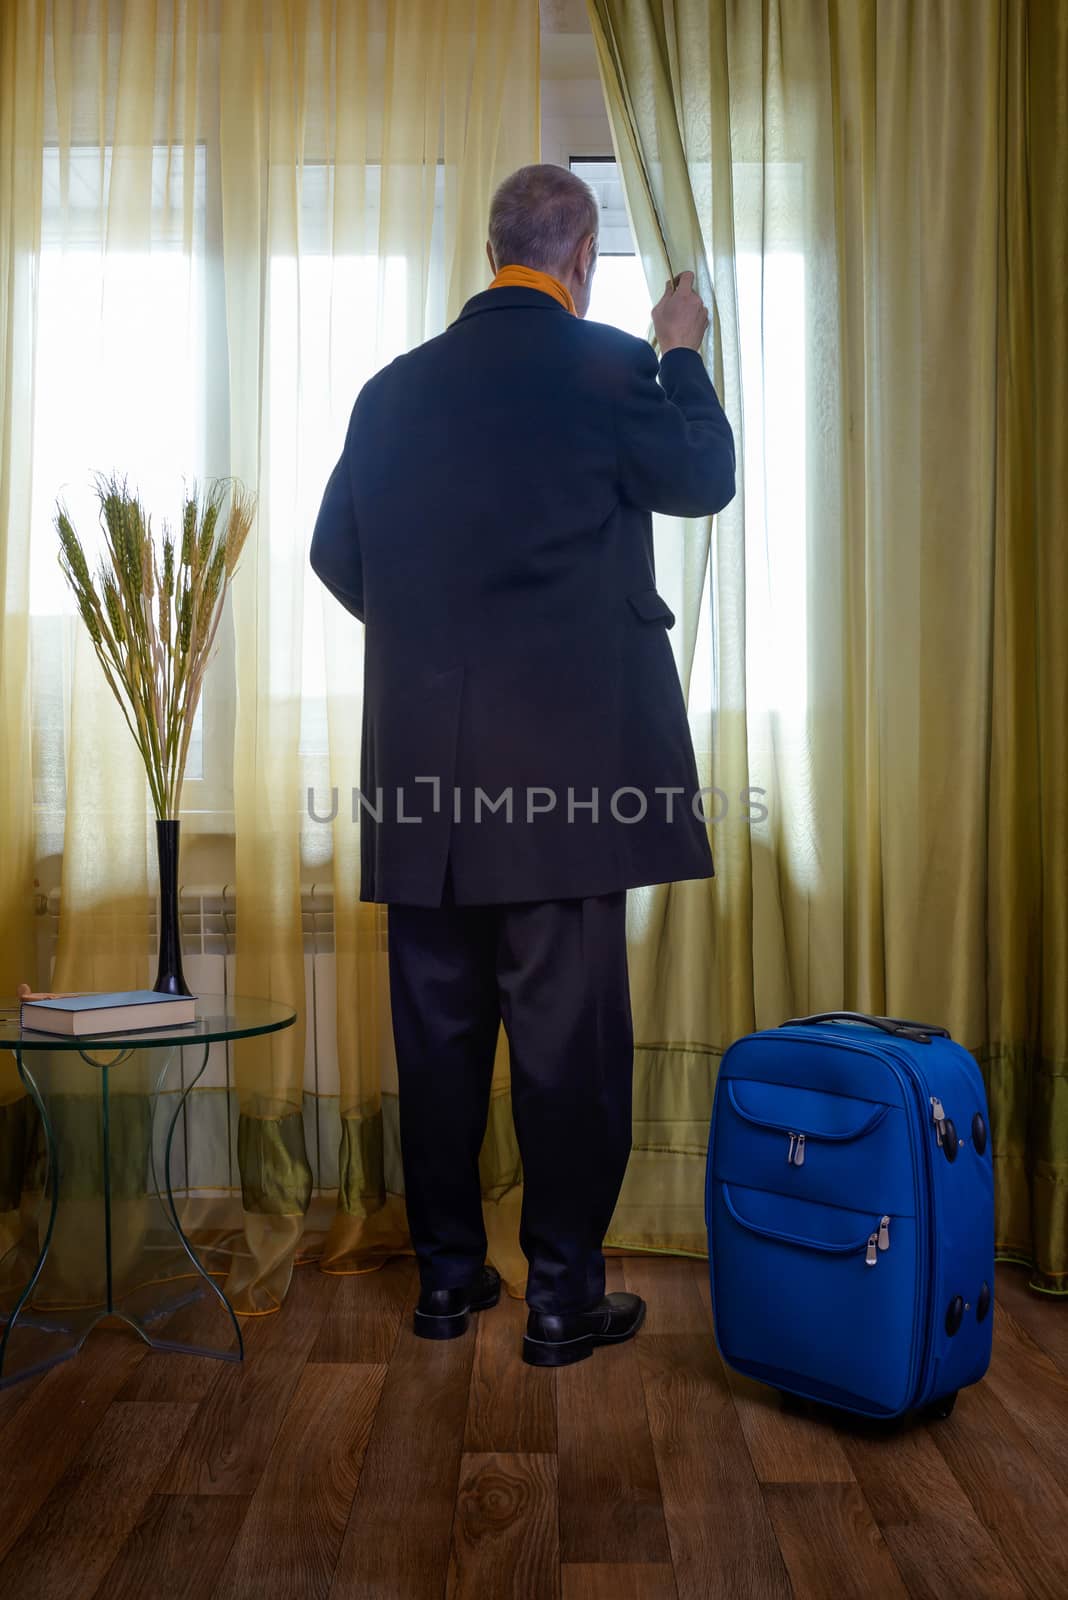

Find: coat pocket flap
<box><xmin>627</xmin><ymin>588</ymin><xmax>676</xmax><ymax>627</ymax></box>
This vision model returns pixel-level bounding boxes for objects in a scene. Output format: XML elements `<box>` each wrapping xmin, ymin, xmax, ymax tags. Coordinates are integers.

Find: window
<box><xmin>32</xmin><ymin>146</ymin><xmax>208</xmax><ymax>614</ymax></box>
<box><xmin>569</xmin><ymin>159</ymin><xmax>651</xmax><ymax>339</ymax></box>
<box><xmin>30</xmin><ymin>143</ymin><xmax>237</xmax><ymax>855</ymax></box>
<box><xmin>28</xmin><ymin>123</ymin><xmax>805</xmax><ymax>870</ymax></box>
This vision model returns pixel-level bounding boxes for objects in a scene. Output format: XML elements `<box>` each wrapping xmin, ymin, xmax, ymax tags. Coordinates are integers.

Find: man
<box><xmin>310</xmin><ymin>164</ymin><xmax>735</xmax><ymax>1367</ymax></box>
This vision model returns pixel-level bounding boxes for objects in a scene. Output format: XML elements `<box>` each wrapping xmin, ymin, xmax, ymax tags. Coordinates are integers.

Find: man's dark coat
<box><xmin>310</xmin><ymin>283</ymin><xmax>736</xmax><ymax>905</ymax></box>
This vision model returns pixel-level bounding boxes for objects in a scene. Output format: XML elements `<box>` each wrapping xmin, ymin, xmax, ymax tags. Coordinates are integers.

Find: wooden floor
<box><xmin>0</xmin><ymin>1259</ymin><xmax>1066</xmax><ymax>1599</ymax></box>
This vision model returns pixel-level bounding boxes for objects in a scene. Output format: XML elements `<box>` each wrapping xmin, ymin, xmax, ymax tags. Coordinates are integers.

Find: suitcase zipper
<box><xmin>866</xmin><ymin>1218</ymin><xmax>892</xmax><ymax>1266</ymax></box>
<box><xmin>786</xmin><ymin>1132</ymin><xmax>807</xmax><ymax>1166</ymax></box>
<box><xmin>930</xmin><ymin>1096</ymin><xmax>948</xmax><ymax>1146</ymax></box>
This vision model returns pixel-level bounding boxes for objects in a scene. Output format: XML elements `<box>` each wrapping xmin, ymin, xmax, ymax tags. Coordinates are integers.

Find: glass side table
<box><xmin>0</xmin><ymin>994</ymin><xmax>296</xmax><ymax>1387</ymax></box>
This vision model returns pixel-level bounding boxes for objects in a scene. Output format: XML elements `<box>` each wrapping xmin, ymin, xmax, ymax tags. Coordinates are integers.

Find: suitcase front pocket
<box><xmin>714</xmin><ymin>1078</ymin><xmax>913</xmax><ymax>1217</ymax></box>
<box><xmin>721</xmin><ymin>1183</ymin><xmax>892</xmax><ymax>1264</ymax></box>
<box><xmin>725</xmin><ymin>1081</ymin><xmax>888</xmax><ymax>1167</ymax></box>
<box><xmin>711</xmin><ymin>1182</ymin><xmax>920</xmax><ymax>1414</ymax></box>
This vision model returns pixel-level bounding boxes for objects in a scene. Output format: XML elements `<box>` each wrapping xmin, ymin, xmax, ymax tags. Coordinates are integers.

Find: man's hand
<box><xmin>652</xmin><ymin>271</ymin><xmax>709</xmax><ymax>355</ymax></box>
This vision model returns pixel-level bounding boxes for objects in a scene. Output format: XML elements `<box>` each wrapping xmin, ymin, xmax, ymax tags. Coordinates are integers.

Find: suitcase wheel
<box><xmin>775</xmin><ymin>1390</ymin><xmax>809</xmax><ymax>1414</ymax></box>
<box><xmin>922</xmin><ymin>1390</ymin><xmax>958</xmax><ymax>1422</ymax></box>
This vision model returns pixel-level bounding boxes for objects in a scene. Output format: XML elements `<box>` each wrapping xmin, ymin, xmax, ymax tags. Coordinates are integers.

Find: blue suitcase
<box><xmin>705</xmin><ymin>1011</ymin><xmax>994</xmax><ymax>1420</ymax></box>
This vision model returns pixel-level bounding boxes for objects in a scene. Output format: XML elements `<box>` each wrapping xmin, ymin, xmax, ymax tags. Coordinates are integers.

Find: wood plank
<box><xmin>92</xmin><ymin>1495</ymin><xmax>249</xmax><ymax>1600</ymax></box>
<box><xmin>622</xmin><ymin>1255</ymin><xmax>712</xmax><ymax>1334</ymax></box>
<box><xmin>0</xmin><ymin>1368</ymin><xmax>42</xmax><ymax>1432</ymax></box>
<box><xmin>0</xmin><ymin>1329</ymin><xmax>146</xmax><ymax>1561</ymax></box>
<box><xmin>636</xmin><ymin>1334</ymin><xmax>789</xmax><ymax>1600</ymax></box>
<box><xmin>723</xmin><ymin>1367</ymin><xmax>856</xmax><ymax>1484</ymax></box>
<box><xmin>842</xmin><ymin>1414</ymin><xmax>1027</xmax><ymax>1599</ymax></box>
<box><xmin>115</xmin><ymin>1347</ymin><xmax>227</xmax><ymax>1405</ymax></box>
<box><xmin>994</xmin><ymin>1265</ymin><xmax>1068</xmax><ymax>1375</ymax></box>
<box><xmin>0</xmin><ymin>1400</ymin><xmax>196</xmax><ymax>1599</ymax></box>
<box><xmin>160</xmin><ymin>1264</ymin><xmax>336</xmax><ymax>1497</ymax></box>
<box><xmin>561</xmin><ymin>1563</ymin><xmax>678</xmax><ymax>1600</ymax></box>
<box><xmin>216</xmin><ymin>1362</ymin><xmax>386</xmax><ymax>1600</ymax></box>
<box><xmin>643</xmin><ymin>1255</ymin><xmax>853</xmax><ymax>1486</ymax></box>
<box><xmin>327</xmin><ymin>1286</ymin><xmax>476</xmax><ymax>1600</ymax></box>
<box><xmin>556</xmin><ymin>1275</ymin><xmax>671</xmax><ymax>1565</ymax></box>
<box><xmin>116</xmin><ymin>1290</ymin><xmax>244</xmax><ymax>1404</ymax></box>
<box><xmin>3</xmin><ymin>1253</ymin><xmax>1067</xmax><ymax>1600</ymax></box>
<box><xmin>763</xmin><ymin>1483</ymin><xmax>909</xmax><ymax>1599</ymax></box>
<box><xmin>308</xmin><ymin>1257</ymin><xmax>414</xmax><ymax>1365</ymax></box>
<box><xmin>446</xmin><ymin>1452</ymin><xmax>559</xmax><ymax>1600</ymax></box>
<box><xmin>985</xmin><ymin>1302</ymin><xmax>1068</xmax><ymax>1486</ymax></box>
<box><xmin>930</xmin><ymin>1372</ymin><xmax>1068</xmax><ymax>1598</ymax></box>
<box><xmin>464</xmin><ymin>1285</ymin><xmax>556</xmax><ymax>1454</ymax></box>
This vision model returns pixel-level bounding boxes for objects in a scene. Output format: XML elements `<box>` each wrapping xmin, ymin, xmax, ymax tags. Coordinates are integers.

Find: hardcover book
<box><xmin>19</xmin><ymin>990</ymin><xmax>198</xmax><ymax>1036</ymax></box>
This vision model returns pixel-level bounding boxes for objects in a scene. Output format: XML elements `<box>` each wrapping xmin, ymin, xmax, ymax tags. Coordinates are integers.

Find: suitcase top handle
<box><xmin>781</xmin><ymin>1010</ymin><xmax>951</xmax><ymax>1045</ymax></box>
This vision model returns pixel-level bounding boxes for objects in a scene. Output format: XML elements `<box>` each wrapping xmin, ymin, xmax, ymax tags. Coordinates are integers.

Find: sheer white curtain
<box><xmin>2</xmin><ymin>0</ymin><xmax>541</xmax><ymax>1311</ymax></box>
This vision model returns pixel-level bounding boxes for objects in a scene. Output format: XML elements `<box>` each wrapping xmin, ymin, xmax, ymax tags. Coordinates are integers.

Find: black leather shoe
<box><xmin>522</xmin><ymin>1292</ymin><xmax>646</xmax><ymax>1367</ymax></box>
<box><xmin>413</xmin><ymin>1264</ymin><xmax>501</xmax><ymax>1341</ymax></box>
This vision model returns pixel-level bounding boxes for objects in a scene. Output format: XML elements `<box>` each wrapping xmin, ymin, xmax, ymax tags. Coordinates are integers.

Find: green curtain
<box><xmin>589</xmin><ymin>0</ymin><xmax>1067</xmax><ymax>1292</ymax></box>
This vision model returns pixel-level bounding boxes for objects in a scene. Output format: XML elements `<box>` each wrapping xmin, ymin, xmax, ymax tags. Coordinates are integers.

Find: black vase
<box><xmin>153</xmin><ymin>818</ymin><xmax>192</xmax><ymax>996</ymax></box>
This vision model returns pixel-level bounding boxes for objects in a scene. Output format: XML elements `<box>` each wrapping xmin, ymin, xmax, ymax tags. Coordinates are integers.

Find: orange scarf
<box><xmin>489</xmin><ymin>263</ymin><xmax>576</xmax><ymax>316</ymax></box>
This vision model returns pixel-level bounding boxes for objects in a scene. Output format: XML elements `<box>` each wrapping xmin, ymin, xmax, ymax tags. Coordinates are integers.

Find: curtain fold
<box><xmin>589</xmin><ymin>0</ymin><xmax>1067</xmax><ymax>1292</ymax></box>
<box><xmin>1017</xmin><ymin>0</ymin><xmax>1068</xmax><ymax>1286</ymax></box>
<box><xmin>217</xmin><ymin>0</ymin><xmax>315</xmax><ymax>1314</ymax></box>
<box><xmin>0</xmin><ymin>0</ymin><xmax>45</xmax><ymax>1273</ymax></box>
<box><xmin>0</xmin><ymin>0</ymin><xmax>41</xmax><ymax>1002</ymax></box>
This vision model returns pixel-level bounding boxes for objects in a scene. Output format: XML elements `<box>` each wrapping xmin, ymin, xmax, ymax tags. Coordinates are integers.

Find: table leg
<box><xmin>0</xmin><ymin>1050</ymin><xmax>65</xmax><ymax>1386</ymax></box>
<box><xmin>138</xmin><ymin>1039</ymin><xmax>244</xmax><ymax>1362</ymax></box>
<box><xmin>0</xmin><ymin>1038</ymin><xmax>244</xmax><ymax>1387</ymax></box>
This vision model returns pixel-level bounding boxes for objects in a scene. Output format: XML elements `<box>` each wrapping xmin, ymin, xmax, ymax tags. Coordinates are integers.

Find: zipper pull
<box><xmin>794</xmin><ymin>1134</ymin><xmax>806</xmax><ymax>1167</ymax></box>
<box><xmin>930</xmin><ymin>1095</ymin><xmax>947</xmax><ymax>1146</ymax></box>
<box><xmin>865</xmin><ymin>1232</ymin><xmax>878</xmax><ymax>1266</ymax></box>
<box><xmin>878</xmin><ymin>1215</ymin><xmax>891</xmax><ymax>1252</ymax></box>
<box><xmin>787</xmin><ymin>1133</ymin><xmax>797</xmax><ymax>1165</ymax></box>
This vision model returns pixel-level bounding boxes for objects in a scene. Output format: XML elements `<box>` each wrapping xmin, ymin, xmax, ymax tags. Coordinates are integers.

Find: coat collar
<box><xmin>453</xmin><ymin>285</ymin><xmax>572</xmax><ymax>323</ymax></box>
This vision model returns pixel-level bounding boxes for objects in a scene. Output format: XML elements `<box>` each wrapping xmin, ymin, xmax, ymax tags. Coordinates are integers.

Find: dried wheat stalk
<box><xmin>56</xmin><ymin>474</ymin><xmax>255</xmax><ymax>819</ymax></box>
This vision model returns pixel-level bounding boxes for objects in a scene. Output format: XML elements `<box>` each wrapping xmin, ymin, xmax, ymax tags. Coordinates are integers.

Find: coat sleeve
<box><xmin>615</xmin><ymin>340</ymin><xmax>736</xmax><ymax>519</ymax></box>
<box><xmin>310</xmin><ymin>428</ymin><xmax>364</xmax><ymax>622</ymax></box>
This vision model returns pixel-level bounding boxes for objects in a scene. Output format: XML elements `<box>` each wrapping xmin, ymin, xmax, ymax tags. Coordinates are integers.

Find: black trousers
<box><xmin>386</xmin><ymin>881</ymin><xmax>633</xmax><ymax>1315</ymax></box>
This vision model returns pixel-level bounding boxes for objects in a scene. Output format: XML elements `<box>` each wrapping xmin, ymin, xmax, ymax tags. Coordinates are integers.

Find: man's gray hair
<box><xmin>488</xmin><ymin>164</ymin><xmax>599</xmax><ymax>274</ymax></box>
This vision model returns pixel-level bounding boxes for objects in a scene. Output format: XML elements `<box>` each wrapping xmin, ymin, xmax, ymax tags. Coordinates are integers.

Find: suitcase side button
<box><xmin>976</xmin><ymin>1281</ymin><xmax>991</xmax><ymax>1322</ymax></box>
<box><xmin>945</xmin><ymin>1295</ymin><xmax>964</xmax><ymax>1336</ymax></box>
<box><xmin>972</xmin><ymin>1112</ymin><xmax>988</xmax><ymax>1156</ymax></box>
